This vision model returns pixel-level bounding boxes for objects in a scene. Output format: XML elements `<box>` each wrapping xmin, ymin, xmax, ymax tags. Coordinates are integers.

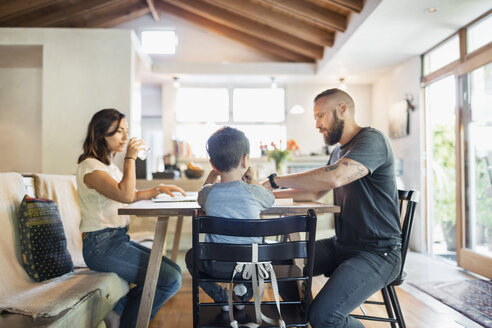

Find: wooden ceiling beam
<box><xmin>18</xmin><ymin>0</ymin><xmax>134</xmax><ymax>27</ymax></box>
<box><xmin>83</xmin><ymin>2</ymin><xmax>150</xmax><ymax>28</ymax></box>
<box><xmin>257</xmin><ymin>0</ymin><xmax>347</xmax><ymax>32</ymax></box>
<box><xmin>155</xmin><ymin>1</ymin><xmax>313</xmax><ymax>62</ymax></box>
<box><xmin>201</xmin><ymin>0</ymin><xmax>333</xmax><ymax>47</ymax></box>
<box><xmin>159</xmin><ymin>0</ymin><xmax>323</xmax><ymax>60</ymax></box>
<box><xmin>316</xmin><ymin>0</ymin><xmax>363</xmax><ymax>13</ymax></box>
<box><xmin>146</xmin><ymin>0</ymin><xmax>160</xmax><ymax>21</ymax></box>
<box><xmin>0</xmin><ymin>0</ymin><xmax>64</xmax><ymax>20</ymax></box>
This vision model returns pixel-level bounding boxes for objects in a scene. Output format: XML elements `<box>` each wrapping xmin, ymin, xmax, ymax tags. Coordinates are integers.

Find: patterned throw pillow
<box><xmin>18</xmin><ymin>195</ymin><xmax>73</xmax><ymax>282</ymax></box>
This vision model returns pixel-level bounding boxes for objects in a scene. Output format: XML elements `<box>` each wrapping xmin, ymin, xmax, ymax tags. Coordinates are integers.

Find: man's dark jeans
<box><xmin>309</xmin><ymin>237</ymin><xmax>401</xmax><ymax>328</ymax></box>
<box><xmin>83</xmin><ymin>227</ymin><xmax>182</xmax><ymax>328</ymax></box>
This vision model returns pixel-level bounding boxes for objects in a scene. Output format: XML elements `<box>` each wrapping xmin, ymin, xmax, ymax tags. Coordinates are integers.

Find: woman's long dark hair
<box><xmin>78</xmin><ymin>109</ymin><xmax>125</xmax><ymax>165</ymax></box>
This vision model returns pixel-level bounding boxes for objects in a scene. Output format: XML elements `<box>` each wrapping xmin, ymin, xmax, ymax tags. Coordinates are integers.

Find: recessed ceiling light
<box><xmin>427</xmin><ymin>8</ymin><xmax>438</xmax><ymax>13</ymax></box>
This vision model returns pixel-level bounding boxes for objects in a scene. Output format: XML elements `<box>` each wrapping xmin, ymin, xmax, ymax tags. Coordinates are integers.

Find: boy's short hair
<box><xmin>206</xmin><ymin>126</ymin><xmax>250</xmax><ymax>172</ymax></box>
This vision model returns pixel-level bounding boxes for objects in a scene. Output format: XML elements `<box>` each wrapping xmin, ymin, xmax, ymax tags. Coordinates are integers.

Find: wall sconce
<box><xmin>173</xmin><ymin>76</ymin><xmax>180</xmax><ymax>88</ymax></box>
<box><xmin>338</xmin><ymin>77</ymin><xmax>347</xmax><ymax>91</ymax></box>
<box><xmin>270</xmin><ymin>77</ymin><xmax>278</xmax><ymax>89</ymax></box>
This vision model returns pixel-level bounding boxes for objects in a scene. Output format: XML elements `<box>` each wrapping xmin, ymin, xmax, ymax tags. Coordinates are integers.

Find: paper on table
<box><xmin>274</xmin><ymin>198</ymin><xmax>294</xmax><ymax>206</ymax></box>
<box><xmin>153</xmin><ymin>191</ymin><xmax>198</xmax><ymax>202</ymax></box>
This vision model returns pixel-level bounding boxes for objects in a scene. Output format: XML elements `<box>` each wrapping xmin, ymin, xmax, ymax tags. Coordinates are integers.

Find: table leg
<box><xmin>171</xmin><ymin>216</ymin><xmax>184</xmax><ymax>262</ymax></box>
<box><xmin>136</xmin><ymin>216</ymin><xmax>169</xmax><ymax>328</ymax></box>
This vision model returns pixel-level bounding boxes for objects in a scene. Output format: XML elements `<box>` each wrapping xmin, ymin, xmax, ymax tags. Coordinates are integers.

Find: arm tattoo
<box><xmin>324</xmin><ymin>163</ymin><xmax>339</xmax><ymax>172</ymax></box>
<box><xmin>343</xmin><ymin>161</ymin><xmax>365</xmax><ymax>182</ymax></box>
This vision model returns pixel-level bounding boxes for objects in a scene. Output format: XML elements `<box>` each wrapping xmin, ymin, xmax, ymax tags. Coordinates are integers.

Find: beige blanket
<box><xmin>32</xmin><ymin>173</ymin><xmax>85</xmax><ymax>268</ymax></box>
<box><xmin>0</xmin><ymin>173</ymin><xmax>129</xmax><ymax>317</ymax></box>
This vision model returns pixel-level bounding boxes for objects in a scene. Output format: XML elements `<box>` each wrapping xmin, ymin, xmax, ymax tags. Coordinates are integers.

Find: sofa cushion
<box><xmin>18</xmin><ymin>195</ymin><xmax>73</xmax><ymax>282</ymax></box>
<box><xmin>32</xmin><ymin>173</ymin><xmax>85</xmax><ymax>268</ymax></box>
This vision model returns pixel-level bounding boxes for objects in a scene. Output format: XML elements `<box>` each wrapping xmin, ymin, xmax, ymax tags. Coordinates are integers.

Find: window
<box><xmin>423</xmin><ymin>35</ymin><xmax>460</xmax><ymax>75</ymax></box>
<box><xmin>141</xmin><ymin>30</ymin><xmax>178</xmax><ymax>55</ymax></box>
<box><xmin>467</xmin><ymin>13</ymin><xmax>492</xmax><ymax>53</ymax></box>
<box><xmin>233</xmin><ymin>88</ymin><xmax>285</xmax><ymax>122</ymax></box>
<box><xmin>175</xmin><ymin>87</ymin><xmax>286</xmax><ymax>158</ymax></box>
<box><xmin>421</xmin><ymin>9</ymin><xmax>492</xmax><ymax>278</ymax></box>
<box><xmin>176</xmin><ymin>88</ymin><xmax>229</xmax><ymax>122</ymax></box>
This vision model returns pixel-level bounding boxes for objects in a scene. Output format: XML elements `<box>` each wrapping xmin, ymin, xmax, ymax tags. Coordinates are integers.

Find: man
<box><xmin>263</xmin><ymin>89</ymin><xmax>402</xmax><ymax>328</ymax></box>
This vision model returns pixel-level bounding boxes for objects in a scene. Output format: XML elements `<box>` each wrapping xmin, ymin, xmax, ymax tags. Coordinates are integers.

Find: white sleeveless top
<box><xmin>76</xmin><ymin>158</ymin><xmax>130</xmax><ymax>232</ymax></box>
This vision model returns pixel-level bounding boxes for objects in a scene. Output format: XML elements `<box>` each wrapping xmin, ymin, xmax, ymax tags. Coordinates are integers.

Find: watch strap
<box><xmin>268</xmin><ymin>173</ymin><xmax>279</xmax><ymax>189</ymax></box>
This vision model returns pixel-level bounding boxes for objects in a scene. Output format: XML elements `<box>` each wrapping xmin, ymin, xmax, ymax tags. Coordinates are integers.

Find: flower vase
<box><xmin>275</xmin><ymin>160</ymin><xmax>287</xmax><ymax>175</ymax></box>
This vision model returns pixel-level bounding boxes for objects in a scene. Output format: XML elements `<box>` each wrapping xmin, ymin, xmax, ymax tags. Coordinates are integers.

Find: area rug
<box><xmin>410</xmin><ymin>279</ymin><xmax>492</xmax><ymax>327</ymax></box>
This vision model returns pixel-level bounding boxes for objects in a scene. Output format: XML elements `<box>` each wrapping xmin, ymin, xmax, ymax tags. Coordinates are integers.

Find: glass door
<box><xmin>458</xmin><ymin>61</ymin><xmax>492</xmax><ymax>279</ymax></box>
<box><xmin>425</xmin><ymin>75</ymin><xmax>457</xmax><ymax>259</ymax></box>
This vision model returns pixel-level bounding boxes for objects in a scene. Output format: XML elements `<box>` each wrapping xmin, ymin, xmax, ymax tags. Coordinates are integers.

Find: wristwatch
<box><xmin>268</xmin><ymin>173</ymin><xmax>280</xmax><ymax>189</ymax></box>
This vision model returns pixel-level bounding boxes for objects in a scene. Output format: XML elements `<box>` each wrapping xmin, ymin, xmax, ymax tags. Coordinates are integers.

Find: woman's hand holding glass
<box><xmin>126</xmin><ymin>137</ymin><xmax>149</xmax><ymax>160</ymax></box>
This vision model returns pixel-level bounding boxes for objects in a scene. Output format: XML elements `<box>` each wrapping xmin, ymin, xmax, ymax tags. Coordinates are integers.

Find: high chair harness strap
<box><xmin>228</xmin><ymin>243</ymin><xmax>286</xmax><ymax>328</ymax></box>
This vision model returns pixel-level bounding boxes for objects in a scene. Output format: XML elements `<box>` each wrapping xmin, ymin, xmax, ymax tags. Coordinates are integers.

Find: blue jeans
<box><xmin>185</xmin><ymin>249</ymin><xmax>253</xmax><ymax>303</ymax></box>
<box><xmin>309</xmin><ymin>237</ymin><xmax>401</xmax><ymax>328</ymax></box>
<box><xmin>185</xmin><ymin>249</ymin><xmax>299</xmax><ymax>303</ymax></box>
<box><xmin>82</xmin><ymin>227</ymin><xmax>182</xmax><ymax>328</ymax></box>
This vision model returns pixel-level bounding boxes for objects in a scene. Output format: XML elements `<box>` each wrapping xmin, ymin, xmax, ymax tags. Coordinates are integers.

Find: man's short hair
<box><xmin>206</xmin><ymin>126</ymin><xmax>250</xmax><ymax>172</ymax></box>
<box><xmin>314</xmin><ymin>88</ymin><xmax>355</xmax><ymax>112</ymax></box>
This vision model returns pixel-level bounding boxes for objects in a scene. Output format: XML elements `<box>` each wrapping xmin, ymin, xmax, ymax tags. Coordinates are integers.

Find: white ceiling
<box><xmin>318</xmin><ymin>0</ymin><xmax>492</xmax><ymax>84</ymax></box>
<box><xmin>135</xmin><ymin>0</ymin><xmax>492</xmax><ymax>86</ymax></box>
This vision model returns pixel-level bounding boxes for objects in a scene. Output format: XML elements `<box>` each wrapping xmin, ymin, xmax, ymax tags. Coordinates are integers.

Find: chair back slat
<box><xmin>199</xmin><ymin>241</ymin><xmax>308</xmax><ymax>261</ymax></box>
<box><xmin>197</xmin><ymin>214</ymin><xmax>314</xmax><ymax>236</ymax></box>
<box><xmin>397</xmin><ymin>189</ymin><xmax>419</xmax><ymax>278</ymax></box>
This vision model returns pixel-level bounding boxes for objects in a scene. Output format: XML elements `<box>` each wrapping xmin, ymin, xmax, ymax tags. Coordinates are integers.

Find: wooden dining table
<box><xmin>119</xmin><ymin>199</ymin><xmax>340</xmax><ymax>328</ymax></box>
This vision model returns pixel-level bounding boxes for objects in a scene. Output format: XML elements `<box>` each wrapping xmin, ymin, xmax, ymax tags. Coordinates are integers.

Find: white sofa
<box><xmin>0</xmin><ymin>172</ymin><xmax>129</xmax><ymax>327</ymax></box>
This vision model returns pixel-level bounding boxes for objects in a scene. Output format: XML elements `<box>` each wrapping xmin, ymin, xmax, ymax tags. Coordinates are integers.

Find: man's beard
<box><xmin>324</xmin><ymin>115</ymin><xmax>344</xmax><ymax>145</ymax></box>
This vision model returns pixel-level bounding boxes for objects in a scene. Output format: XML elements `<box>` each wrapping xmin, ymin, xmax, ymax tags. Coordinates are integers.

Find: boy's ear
<box><xmin>241</xmin><ymin>154</ymin><xmax>250</xmax><ymax>168</ymax></box>
<box><xmin>209</xmin><ymin>159</ymin><xmax>219</xmax><ymax>171</ymax></box>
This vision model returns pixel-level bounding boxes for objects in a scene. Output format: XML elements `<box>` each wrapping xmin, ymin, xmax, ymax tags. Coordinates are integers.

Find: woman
<box><xmin>76</xmin><ymin>108</ymin><xmax>183</xmax><ymax>328</ymax></box>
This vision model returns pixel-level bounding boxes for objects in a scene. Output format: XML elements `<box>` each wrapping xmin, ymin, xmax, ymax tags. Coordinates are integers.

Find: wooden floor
<box><xmin>149</xmin><ymin>272</ymin><xmax>466</xmax><ymax>328</ymax></box>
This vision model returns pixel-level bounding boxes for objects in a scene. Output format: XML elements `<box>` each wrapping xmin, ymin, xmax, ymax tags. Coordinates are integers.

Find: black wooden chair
<box><xmin>351</xmin><ymin>189</ymin><xmax>419</xmax><ymax>328</ymax></box>
<box><xmin>192</xmin><ymin>209</ymin><xmax>317</xmax><ymax>328</ymax></box>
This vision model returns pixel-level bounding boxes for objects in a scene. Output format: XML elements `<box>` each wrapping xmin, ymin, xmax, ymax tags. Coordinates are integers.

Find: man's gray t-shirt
<box><xmin>198</xmin><ymin>180</ymin><xmax>275</xmax><ymax>244</ymax></box>
<box><xmin>329</xmin><ymin>127</ymin><xmax>401</xmax><ymax>248</ymax></box>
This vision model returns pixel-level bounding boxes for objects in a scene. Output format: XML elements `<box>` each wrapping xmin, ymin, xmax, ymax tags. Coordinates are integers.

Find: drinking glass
<box><xmin>132</xmin><ymin>137</ymin><xmax>152</xmax><ymax>160</ymax></box>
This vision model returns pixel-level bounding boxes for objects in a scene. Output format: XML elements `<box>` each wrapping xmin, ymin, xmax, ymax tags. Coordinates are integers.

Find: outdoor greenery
<box><xmin>433</xmin><ymin>123</ymin><xmax>492</xmax><ymax>250</ymax></box>
<box><xmin>475</xmin><ymin>156</ymin><xmax>492</xmax><ymax>231</ymax></box>
<box><xmin>432</xmin><ymin>125</ymin><xmax>456</xmax><ymax>226</ymax></box>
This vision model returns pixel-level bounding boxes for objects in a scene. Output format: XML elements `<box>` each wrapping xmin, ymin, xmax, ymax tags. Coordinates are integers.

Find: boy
<box><xmin>185</xmin><ymin>126</ymin><xmax>275</xmax><ymax>311</ymax></box>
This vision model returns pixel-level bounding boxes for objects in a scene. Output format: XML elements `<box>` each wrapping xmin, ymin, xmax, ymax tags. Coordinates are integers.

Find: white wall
<box><xmin>372</xmin><ymin>56</ymin><xmax>423</xmax><ymax>252</ymax></box>
<box><xmin>0</xmin><ymin>67</ymin><xmax>42</xmax><ymax>172</ymax></box>
<box><xmin>0</xmin><ymin>28</ymin><xmax>136</xmax><ymax>174</ymax></box>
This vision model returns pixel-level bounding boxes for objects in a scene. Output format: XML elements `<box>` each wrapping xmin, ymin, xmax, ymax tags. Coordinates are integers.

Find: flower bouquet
<box><xmin>261</xmin><ymin>139</ymin><xmax>299</xmax><ymax>173</ymax></box>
